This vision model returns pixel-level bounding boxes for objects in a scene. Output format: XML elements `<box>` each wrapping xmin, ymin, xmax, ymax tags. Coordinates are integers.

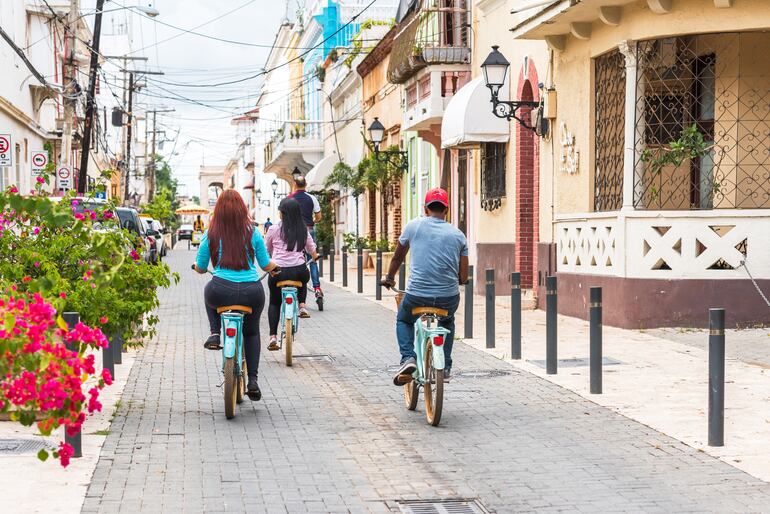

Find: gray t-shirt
<box><xmin>399</xmin><ymin>216</ymin><xmax>469</xmax><ymax>297</ymax></box>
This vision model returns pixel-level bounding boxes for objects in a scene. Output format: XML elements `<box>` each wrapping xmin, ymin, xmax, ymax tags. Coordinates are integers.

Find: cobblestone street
<box><xmin>82</xmin><ymin>250</ymin><xmax>770</xmax><ymax>513</ymax></box>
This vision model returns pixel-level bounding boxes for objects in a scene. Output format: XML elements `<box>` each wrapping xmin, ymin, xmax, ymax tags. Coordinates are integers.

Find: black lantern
<box><xmin>292</xmin><ymin>166</ymin><xmax>302</xmax><ymax>181</ymax></box>
<box><xmin>481</xmin><ymin>46</ymin><xmax>543</xmax><ymax>135</ymax></box>
<box><xmin>367</xmin><ymin>117</ymin><xmax>408</xmax><ymax>171</ymax></box>
<box><xmin>255</xmin><ymin>188</ymin><xmax>270</xmax><ymax>206</ymax></box>
<box><xmin>271</xmin><ymin>179</ymin><xmax>286</xmax><ymax>199</ymax></box>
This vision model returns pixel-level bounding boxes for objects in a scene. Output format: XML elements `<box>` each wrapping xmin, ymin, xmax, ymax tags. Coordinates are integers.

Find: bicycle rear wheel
<box><xmin>284</xmin><ymin>317</ymin><xmax>293</xmax><ymax>367</ymax></box>
<box><xmin>423</xmin><ymin>343</ymin><xmax>444</xmax><ymax>426</ymax></box>
<box><xmin>236</xmin><ymin>358</ymin><xmax>246</xmax><ymax>404</ymax></box>
<box><xmin>224</xmin><ymin>357</ymin><xmax>237</xmax><ymax>419</ymax></box>
<box><xmin>404</xmin><ymin>380</ymin><xmax>419</xmax><ymax>410</ymax></box>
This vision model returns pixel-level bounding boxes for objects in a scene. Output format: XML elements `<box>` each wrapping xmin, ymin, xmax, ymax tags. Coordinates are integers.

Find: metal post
<box><xmin>342</xmin><ymin>246</ymin><xmax>348</xmax><ymax>287</ymax></box>
<box><xmin>102</xmin><ymin>332</ymin><xmax>114</xmax><ymax>380</ymax></box>
<box><xmin>589</xmin><ymin>287</ymin><xmax>602</xmax><ymax>394</ymax></box>
<box><xmin>545</xmin><ymin>275</ymin><xmax>557</xmax><ymax>375</ymax></box>
<box><xmin>319</xmin><ymin>246</ymin><xmax>324</xmax><ymax>277</ymax></box>
<box><xmin>357</xmin><ymin>247</ymin><xmax>363</xmax><ymax>294</ymax></box>
<box><xmin>329</xmin><ymin>248</ymin><xmax>335</xmax><ymax>282</ymax></box>
<box><xmin>375</xmin><ymin>250</ymin><xmax>382</xmax><ymax>301</ymax></box>
<box><xmin>399</xmin><ymin>262</ymin><xmax>406</xmax><ymax>290</ymax></box>
<box><xmin>112</xmin><ymin>332</ymin><xmax>122</xmax><ymax>365</ymax></box>
<box><xmin>708</xmin><ymin>308</ymin><xmax>725</xmax><ymax>447</ymax></box>
<box><xmin>464</xmin><ymin>265</ymin><xmax>474</xmax><ymax>339</ymax></box>
<box><xmin>511</xmin><ymin>272</ymin><xmax>521</xmax><ymax>359</ymax></box>
<box><xmin>62</xmin><ymin>312</ymin><xmax>82</xmax><ymax>458</ymax></box>
<box><xmin>485</xmin><ymin>269</ymin><xmax>495</xmax><ymax>349</ymax></box>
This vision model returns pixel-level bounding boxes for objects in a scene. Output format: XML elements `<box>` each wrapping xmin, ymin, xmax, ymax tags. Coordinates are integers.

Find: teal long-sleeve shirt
<box><xmin>196</xmin><ymin>229</ymin><xmax>271</xmax><ymax>282</ymax></box>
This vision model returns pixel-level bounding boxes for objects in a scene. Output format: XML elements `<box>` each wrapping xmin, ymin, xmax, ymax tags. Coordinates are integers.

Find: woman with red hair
<box><xmin>193</xmin><ymin>190</ymin><xmax>278</xmax><ymax>401</ymax></box>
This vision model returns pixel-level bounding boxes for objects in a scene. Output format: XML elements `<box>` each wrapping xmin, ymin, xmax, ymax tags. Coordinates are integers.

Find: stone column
<box><xmin>618</xmin><ymin>40</ymin><xmax>641</xmax><ymax>211</ymax></box>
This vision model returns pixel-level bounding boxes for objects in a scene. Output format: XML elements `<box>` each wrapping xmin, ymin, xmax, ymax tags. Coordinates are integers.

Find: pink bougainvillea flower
<box><xmin>130</xmin><ymin>249</ymin><xmax>140</xmax><ymax>261</ymax></box>
<box><xmin>73</xmin><ymin>213</ymin><xmax>85</xmax><ymax>221</ymax></box>
<box><xmin>99</xmin><ymin>316</ymin><xmax>108</xmax><ymax>324</ymax></box>
<box><xmin>33</xmin><ymin>227</ymin><xmax>40</xmax><ymax>235</ymax></box>
<box><xmin>22</xmin><ymin>276</ymin><xmax>31</xmax><ymax>283</ymax></box>
<box><xmin>36</xmin><ymin>176</ymin><xmax>45</xmax><ymax>184</ymax></box>
<box><xmin>70</xmin><ymin>199</ymin><xmax>79</xmax><ymax>207</ymax></box>
<box><xmin>9</xmin><ymin>186</ymin><xmax>18</xmax><ymax>193</ymax></box>
<box><xmin>89</xmin><ymin>211</ymin><xmax>97</xmax><ymax>221</ymax></box>
<box><xmin>59</xmin><ymin>292</ymin><xmax>67</xmax><ymax>299</ymax></box>
<box><xmin>34</xmin><ymin>262</ymin><xmax>40</xmax><ymax>268</ymax></box>
<box><xmin>58</xmin><ymin>442</ymin><xmax>74</xmax><ymax>468</ymax></box>
<box><xmin>102</xmin><ymin>368</ymin><xmax>113</xmax><ymax>386</ymax></box>
<box><xmin>102</xmin><ymin>211</ymin><xmax>114</xmax><ymax>219</ymax></box>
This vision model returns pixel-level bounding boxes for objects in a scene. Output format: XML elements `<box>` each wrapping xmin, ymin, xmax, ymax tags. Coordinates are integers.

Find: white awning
<box><xmin>441</xmin><ymin>77</ymin><xmax>510</xmax><ymax>149</ymax></box>
<box><xmin>305</xmin><ymin>155</ymin><xmax>338</xmax><ymax>192</ymax></box>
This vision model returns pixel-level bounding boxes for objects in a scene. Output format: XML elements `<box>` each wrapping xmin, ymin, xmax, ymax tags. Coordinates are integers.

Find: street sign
<box><xmin>94</xmin><ymin>191</ymin><xmax>106</xmax><ymax>200</ymax></box>
<box><xmin>57</xmin><ymin>166</ymin><xmax>72</xmax><ymax>190</ymax></box>
<box><xmin>0</xmin><ymin>134</ymin><xmax>12</xmax><ymax>167</ymax></box>
<box><xmin>30</xmin><ymin>150</ymin><xmax>48</xmax><ymax>176</ymax></box>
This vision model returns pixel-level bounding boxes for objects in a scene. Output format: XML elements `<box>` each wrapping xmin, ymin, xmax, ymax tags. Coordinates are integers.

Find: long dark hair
<box><xmin>208</xmin><ymin>190</ymin><xmax>254</xmax><ymax>270</ymax></box>
<box><xmin>278</xmin><ymin>198</ymin><xmax>307</xmax><ymax>252</ymax></box>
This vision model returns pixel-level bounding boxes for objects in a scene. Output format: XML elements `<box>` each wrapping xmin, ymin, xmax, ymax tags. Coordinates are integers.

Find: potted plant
<box><xmin>342</xmin><ymin>233</ymin><xmax>370</xmax><ymax>270</ymax></box>
<box><xmin>370</xmin><ymin>237</ymin><xmax>395</xmax><ymax>271</ymax></box>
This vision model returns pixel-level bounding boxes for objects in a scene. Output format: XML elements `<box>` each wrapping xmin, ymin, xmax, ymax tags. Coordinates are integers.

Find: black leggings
<box><xmin>267</xmin><ymin>264</ymin><xmax>310</xmax><ymax>335</ymax></box>
<box><xmin>204</xmin><ymin>277</ymin><xmax>265</xmax><ymax>380</ymax></box>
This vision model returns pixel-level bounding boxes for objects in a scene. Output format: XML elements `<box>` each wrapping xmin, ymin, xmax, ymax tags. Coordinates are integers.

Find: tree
<box><xmin>144</xmin><ymin>156</ymin><xmax>180</xmax><ymax>229</ymax></box>
<box><xmin>324</xmin><ymin>161</ymin><xmax>366</xmax><ymax>238</ymax></box>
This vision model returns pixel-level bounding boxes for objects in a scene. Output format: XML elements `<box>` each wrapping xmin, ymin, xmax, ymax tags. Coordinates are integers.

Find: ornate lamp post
<box><xmin>367</xmin><ymin>118</ymin><xmax>408</xmax><ymax>171</ymax></box>
<box><xmin>481</xmin><ymin>46</ymin><xmax>543</xmax><ymax>134</ymax></box>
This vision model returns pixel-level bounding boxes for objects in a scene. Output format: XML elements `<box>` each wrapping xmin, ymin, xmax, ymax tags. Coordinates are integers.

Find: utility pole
<box><xmin>124</xmin><ymin>72</ymin><xmax>133</xmax><ymax>201</ymax></box>
<box><xmin>61</xmin><ymin>0</ymin><xmax>80</xmax><ymax>193</ymax></box>
<box><xmin>146</xmin><ymin>108</ymin><xmax>174</xmax><ymax>201</ymax></box>
<box><xmin>77</xmin><ymin>0</ymin><xmax>106</xmax><ymax>193</ymax></box>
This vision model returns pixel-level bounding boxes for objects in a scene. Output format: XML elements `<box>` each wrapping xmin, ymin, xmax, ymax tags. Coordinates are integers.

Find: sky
<box><xmin>81</xmin><ymin>0</ymin><xmax>292</xmax><ymax>198</ymax></box>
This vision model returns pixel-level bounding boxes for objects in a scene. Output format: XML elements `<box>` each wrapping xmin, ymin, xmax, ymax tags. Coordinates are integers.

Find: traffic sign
<box><xmin>30</xmin><ymin>150</ymin><xmax>48</xmax><ymax>176</ymax></box>
<box><xmin>0</xmin><ymin>134</ymin><xmax>12</xmax><ymax>167</ymax></box>
<box><xmin>95</xmin><ymin>191</ymin><xmax>106</xmax><ymax>200</ymax></box>
<box><xmin>57</xmin><ymin>166</ymin><xmax>72</xmax><ymax>190</ymax></box>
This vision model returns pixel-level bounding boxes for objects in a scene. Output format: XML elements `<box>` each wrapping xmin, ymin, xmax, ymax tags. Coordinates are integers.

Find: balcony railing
<box><xmin>387</xmin><ymin>1</ymin><xmax>470</xmax><ymax>84</ymax></box>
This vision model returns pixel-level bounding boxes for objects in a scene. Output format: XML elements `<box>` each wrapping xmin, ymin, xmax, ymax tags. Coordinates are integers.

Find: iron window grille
<box><xmin>480</xmin><ymin>142</ymin><xmax>506</xmax><ymax>211</ymax></box>
<box><xmin>633</xmin><ymin>33</ymin><xmax>770</xmax><ymax>210</ymax></box>
<box><xmin>593</xmin><ymin>48</ymin><xmax>626</xmax><ymax>212</ymax></box>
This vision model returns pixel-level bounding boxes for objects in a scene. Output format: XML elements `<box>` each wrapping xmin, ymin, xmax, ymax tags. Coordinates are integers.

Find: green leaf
<box><xmin>37</xmin><ymin>449</ymin><xmax>49</xmax><ymax>462</ymax></box>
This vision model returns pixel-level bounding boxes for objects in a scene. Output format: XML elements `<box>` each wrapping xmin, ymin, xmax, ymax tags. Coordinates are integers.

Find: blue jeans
<box><xmin>308</xmin><ymin>228</ymin><xmax>320</xmax><ymax>289</ymax></box>
<box><xmin>396</xmin><ymin>293</ymin><xmax>460</xmax><ymax>369</ymax></box>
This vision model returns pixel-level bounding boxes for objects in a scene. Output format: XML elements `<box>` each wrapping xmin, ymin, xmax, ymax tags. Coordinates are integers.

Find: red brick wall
<box><xmin>515</xmin><ymin>60</ymin><xmax>541</xmax><ymax>290</ymax></box>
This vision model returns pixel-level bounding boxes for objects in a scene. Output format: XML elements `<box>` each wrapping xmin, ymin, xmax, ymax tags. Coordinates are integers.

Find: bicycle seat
<box><xmin>277</xmin><ymin>280</ymin><xmax>303</xmax><ymax>288</ymax></box>
<box><xmin>216</xmin><ymin>305</ymin><xmax>253</xmax><ymax>314</ymax></box>
<box><xmin>412</xmin><ymin>306</ymin><xmax>449</xmax><ymax>317</ymax></box>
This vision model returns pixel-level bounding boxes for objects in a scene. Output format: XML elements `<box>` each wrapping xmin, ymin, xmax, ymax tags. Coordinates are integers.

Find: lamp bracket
<box><xmin>487</xmin><ymin>85</ymin><xmax>541</xmax><ymax>133</ymax></box>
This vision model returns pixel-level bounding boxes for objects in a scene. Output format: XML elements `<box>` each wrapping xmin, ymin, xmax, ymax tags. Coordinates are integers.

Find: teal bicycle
<box><xmin>275</xmin><ymin>279</ymin><xmax>302</xmax><ymax>367</ymax></box>
<box><xmin>392</xmin><ymin>287</ymin><xmax>451</xmax><ymax>426</ymax></box>
<box><xmin>194</xmin><ymin>265</ymin><xmax>267</xmax><ymax>419</ymax></box>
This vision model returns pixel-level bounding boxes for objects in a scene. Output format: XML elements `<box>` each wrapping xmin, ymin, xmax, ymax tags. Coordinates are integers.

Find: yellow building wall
<box><xmin>538</xmin><ymin>0</ymin><xmax>770</xmax><ymax>222</ymax></box>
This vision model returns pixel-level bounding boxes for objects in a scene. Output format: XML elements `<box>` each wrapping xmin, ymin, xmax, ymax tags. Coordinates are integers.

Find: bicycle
<box><xmin>275</xmin><ymin>279</ymin><xmax>303</xmax><ymax>367</ymax></box>
<box><xmin>193</xmin><ymin>265</ymin><xmax>267</xmax><ymax>419</ymax></box>
<box><xmin>392</xmin><ymin>287</ymin><xmax>451</xmax><ymax>427</ymax></box>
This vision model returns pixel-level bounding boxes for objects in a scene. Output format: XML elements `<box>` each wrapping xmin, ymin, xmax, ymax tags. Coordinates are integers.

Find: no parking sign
<box><xmin>30</xmin><ymin>150</ymin><xmax>48</xmax><ymax>177</ymax></box>
<box><xmin>57</xmin><ymin>166</ymin><xmax>72</xmax><ymax>190</ymax></box>
<box><xmin>0</xmin><ymin>135</ymin><xmax>11</xmax><ymax>166</ymax></box>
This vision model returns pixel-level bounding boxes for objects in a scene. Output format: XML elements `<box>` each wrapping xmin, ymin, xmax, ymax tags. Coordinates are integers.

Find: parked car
<box><xmin>139</xmin><ymin>217</ymin><xmax>160</xmax><ymax>264</ymax></box>
<box><xmin>177</xmin><ymin>224</ymin><xmax>194</xmax><ymax>241</ymax></box>
<box><xmin>141</xmin><ymin>216</ymin><xmax>167</xmax><ymax>257</ymax></box>
<box><xmin>117</xmin><ymin>207</ymin><xmax>156</xmax><ymax>264</ymax></box>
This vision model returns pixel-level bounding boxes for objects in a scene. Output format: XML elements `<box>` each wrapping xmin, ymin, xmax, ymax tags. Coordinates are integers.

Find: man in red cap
<box><xmin>381</xmin><ymin>187</ymin><xmax>469</xmax><ymax>384</ymax></box>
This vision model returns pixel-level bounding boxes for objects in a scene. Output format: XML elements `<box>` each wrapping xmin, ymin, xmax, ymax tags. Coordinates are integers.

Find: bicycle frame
<box><xmin>279</xmin><ymin>286</ymin><xmax>299</xmax><ymax>335</ymax></box>
<box><xmin>412</xmin><ymin>316</ymin><xmax>450</xmax><ymax>384</ymax></box>
<box><xmin>220</xmin><ymin>312</ymin><xmax>245</xmax><ymax>370</ymax></box>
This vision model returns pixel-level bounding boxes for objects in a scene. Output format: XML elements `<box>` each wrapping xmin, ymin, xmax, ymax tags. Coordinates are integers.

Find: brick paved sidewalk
<box><xmin>82</xmin><ymin>249</ymin><xmax>770</xmax><ymax>513</ymax></box>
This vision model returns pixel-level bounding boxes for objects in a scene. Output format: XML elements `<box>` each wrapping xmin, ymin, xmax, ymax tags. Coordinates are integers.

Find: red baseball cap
<box><xmin>424</xmin><ymin>187</ymin><xmax>449</xmax><ymax>208</ymax></box>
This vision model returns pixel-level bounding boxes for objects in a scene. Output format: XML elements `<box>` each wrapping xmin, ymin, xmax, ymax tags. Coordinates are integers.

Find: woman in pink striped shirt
<box><xmin>265</xmin><ymin>198</ymin><xmax>318</xmax><ymax>350</ymax></box>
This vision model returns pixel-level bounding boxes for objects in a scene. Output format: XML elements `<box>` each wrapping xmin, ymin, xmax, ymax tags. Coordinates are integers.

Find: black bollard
<box><xmin>464</xmin><ymin>265</ymin><xmax>474</xmax><ymax>339</ymax></box>
<box><xmin>112</xmin><ymin>332</ymin><xmax>122</xmax><ymax>365</ymax></box>
<box><xmin>357</xmin><ymin>247</ymin><xmax>363</xmax><ymax>294</ymax></box>
<box><xmin>511</xmin><ymin>272</ymin><xmax>521</xmax><ymax>360</ymax></box>
<box><xmin>329</xmin><ymin>249</ymin><xmax>335</xmax><ymax>282</ymax></box>
<box><xmin>545</xmin><ymin>275</ymin><xmax>557</xmax><ymax>375</ymax></box>
<box><xmin>399</xmin><ymin>262</ymin><xmax>406</xmax><ymax>290</ymax></box>
<box><xmin>62</xmin><ymin>312</ymin><xmax>83</xmax><ymax>458</ymax></box>
<box><xmin>375</xmin><ymin>250</ymin><xmax>383</xmax><ymax>301</ymax></box>
<box><xmin>589</xmin><ymin>287</ymin><xmax>602</xmax><ymax>394</ymax></box>
<box><xmin>102</xmin><ymin>333</ymin><xmax>115</xmax><ymax>381</ymax></box>
<box><xmin>485</xmin><ymin>269</ymin><xmax>495</xmax><ymax>349</ymax></box>
<box><xmin>319</xmin><ymin>246</ymin><xmax>324</xmax><ymax>278</ymax></box>
<box><xmin>708</xmin><ymin>308</ymin><xmax>725</xmax><ymax>447</ymax></box>
<box><xmin>342</xmin><ymin>246</ymin><xmax>348</xmax><ymax>287</ymax></box>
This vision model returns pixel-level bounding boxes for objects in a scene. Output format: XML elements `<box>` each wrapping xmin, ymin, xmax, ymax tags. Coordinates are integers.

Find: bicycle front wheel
<box><xmin>404</xmin><ymin>379</ymin><xmax>419</xmax><ymax>410</ymax></box>
<box><xmin>224</xmin><ymin>357</ymin><xmax>237</xmax><ymax>419</ymax></box>
<box><xmin>423</xmin><ymin>343</ymin><xmax>444</xmax><ymax>426</ymax></box>
<box><xmin>284</xmin><ymin>317</ymin><xmax>293</xmax><ymax>367</ymax></box>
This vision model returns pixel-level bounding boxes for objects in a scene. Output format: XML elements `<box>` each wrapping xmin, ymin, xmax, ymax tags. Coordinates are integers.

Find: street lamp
<box><xmin>292</xmin><ymin>166</ymin><xmax>303</xmax><ymax>181</ymax></box>
<box><xmin>255</xmin><ymin>188</ymin><xmax>270</xmax><ymax>206</ymax></box>
<box><xmin>367</xmin><ymin>118</ymin><xmax>408</xmax><ymax>171</ymax></box>
<box><xmin>481</xmin><ymin>46</ymin><xmax>542</xmax><ymax>134</ymax></box>
<box><xmin>271</xmin><ymin>179</ymin><xmax>287</xmax><ymax>199</ymax></box>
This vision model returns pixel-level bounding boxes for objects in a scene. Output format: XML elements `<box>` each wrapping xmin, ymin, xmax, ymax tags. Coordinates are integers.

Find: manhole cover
<box><xmin>455</xmin><ymin>370</ymin><xmax>512</xmax><ymax>379</ymax></box>
<box><xmin>398</xmin><ymin>499</ymin><xmax>489</xmax><ymax>514</ymax></box>
<box><xmin>0</xmin><ymin>438</ymin><xmax>51</xmax><ymax>455</ymax></box>
<box><xmin>292</xmin><ymin>354</ymin><xmax>334</xmax><ymax>363</ymax></box>
<box><xmin>528</xmin><ymin>357</ymin><xmax>624</xmax><ymax>369</ymax></box>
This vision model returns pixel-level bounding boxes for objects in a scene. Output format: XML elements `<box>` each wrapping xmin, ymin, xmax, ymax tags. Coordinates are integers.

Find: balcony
<box><xmin>387</xmin><ymin>1</ymin><xmax>470</xmax><ymax>85</ymax></box>
<box><xmin>402</xmin><ymin>69</ymin><xmax>470</xmax><ymax>132</ymax></box>
<box><xmin>263</xmin><ymin>121</ymin><xmax>324</xmax><ymax>181</ymax></box>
